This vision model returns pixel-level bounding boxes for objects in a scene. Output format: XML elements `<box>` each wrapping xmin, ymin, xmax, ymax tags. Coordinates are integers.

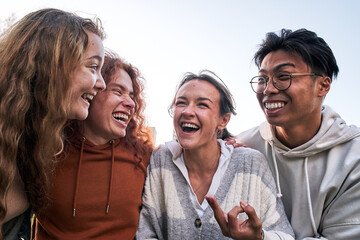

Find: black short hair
<box><xmin>254</xmin><ymin>28</ymin><xmax>339</xmax><ymax>81</ymax></box>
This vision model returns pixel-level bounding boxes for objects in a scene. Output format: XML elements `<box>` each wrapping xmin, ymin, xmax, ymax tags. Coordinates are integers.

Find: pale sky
<box><xmin>2</xmin><ymin>0</ymin><xmax>360</xmax><ymax>146</ymax></box>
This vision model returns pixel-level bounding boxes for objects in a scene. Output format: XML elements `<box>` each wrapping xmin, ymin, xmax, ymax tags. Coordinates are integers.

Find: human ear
<box><xmin>218</xmin><ymin>113</ymin><xmax>231</xmax><ymax>130</ymax></box>
<box><xmin>318</xmin><ymin>76</ymin><xmax>331</xmax><ymax>97</ymax></box>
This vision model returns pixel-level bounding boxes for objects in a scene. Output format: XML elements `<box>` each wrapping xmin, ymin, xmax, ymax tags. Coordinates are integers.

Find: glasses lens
<box><xmin>273</xmin><ymin>73</ymin><xmax>291</xmax><ymax>90</ymax></box>
<box><xmin>251</xmin><ymin>76</ymin><xmax>266</xmax><ymax>93</ymax></box>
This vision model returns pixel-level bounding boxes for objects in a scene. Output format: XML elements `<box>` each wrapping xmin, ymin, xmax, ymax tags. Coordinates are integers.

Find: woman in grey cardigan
<box><xmin>136</xmin><ymin>70</ymin><xmax>294</xmax><ymax>240</ymax></box>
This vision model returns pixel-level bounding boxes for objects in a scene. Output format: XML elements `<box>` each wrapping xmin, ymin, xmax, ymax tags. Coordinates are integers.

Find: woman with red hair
<box><xmin>33</xmin><ymin>51</ymin><xmax>154</xmax><ymax>239</ymax></box>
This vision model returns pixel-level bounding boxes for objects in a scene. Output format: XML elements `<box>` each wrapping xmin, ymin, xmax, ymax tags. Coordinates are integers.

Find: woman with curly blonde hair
<box><xmin>33</xmin><ymin>51</ymin><xmax>154</xmax><ymax>239</ymax></box>
<box><xmin>0</xmin><ymin>8</ymin><xmax>106</xmax><ymax>239</ymax></box>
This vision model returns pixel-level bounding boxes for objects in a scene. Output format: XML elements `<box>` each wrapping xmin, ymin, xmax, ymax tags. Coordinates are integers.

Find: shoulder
<box><xmin>149</xmin><ymin>141</ymin><xmax>177</xmax><ymax>168</ymax></box>
<box><xmin>227</xmin><ymin>147</ymin><xmax>276</xmax><ymax>191</ymax></box>
<box><xmin>230</xmin><ymin>147</ymin><xmax>269</xmax><ymax>171</ymax></box>
<box><xmin>331</xmin><ymin>136</ymin><xmax>360</xmax><ymax>171</ymax></box>
<box><xmin>232</xmin><ymin>146</ymin><xmax>266</xmax><ymax>160</ymax></box>
<box><xmin>151</xmin><ymin>143</ymin><xmax>173</xmax><ymax>158</ymax></box>
<box><xmin>236</xmin><ymin>124</ymin><xmax>265</xmax><ymax>145</ymax></box>
<box><xmin>237</xmin><ymin>125</ymin><xmax>260</xmax><ymax>138</ymax></box>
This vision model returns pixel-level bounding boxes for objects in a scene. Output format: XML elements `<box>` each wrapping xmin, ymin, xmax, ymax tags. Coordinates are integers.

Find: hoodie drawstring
<box><xmin>73</xmin><ymin>137</ymin><xmax>86</xmax><ymax>217</ymax></box>
<box><xmin>304</xmin><ymin>157</ymin><xmax>320</xmax><ymax>237</ymax></box>
<box><xmin>72</xmin><ymin>138</ymin><xmax>115</xmax><ymax>217</ymax></box>
<box><xmin>270</xmin><ymin>143</ymin><xmax>319</xmax><ymax>237</ymax></box>
<box><xmin>270</xmin><ymin>141</ymin><xmax>283</xmax><ymax>198</ymax></box>
<box><xmin>106</xmin><ymin>140</ymin><xmax>115</xmax><ymax>214</ymax></box>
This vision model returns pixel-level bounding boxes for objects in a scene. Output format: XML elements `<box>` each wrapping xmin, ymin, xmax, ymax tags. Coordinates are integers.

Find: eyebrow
<box><xmin>197</xmin><ymin>97</ymin><xmax>213</xmax><ymax>103</ymax></box>
<box><xmin>85</xmin><ymin>55</ymin><xmax>103</xmax><ymax>62</ymax></box>
<box><xmin>176</xmin><ymin>96</ymin><xmax>213</xmax><ymax>103</ymax></box>
<box><xmin>259</xmin><ymin>62</ymin><xmax>296</xmax><ymax>74</ymax></box>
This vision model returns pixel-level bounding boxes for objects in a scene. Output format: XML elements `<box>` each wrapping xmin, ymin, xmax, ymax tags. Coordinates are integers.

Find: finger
<box><xmin>205</xmin><ymin>195</ymin><xmax>228</xmax><ymax>231</ymax></box>
<box><xmin>227</xmin><ymin>205</ymin><xmax>245</xmax><ymax>232</ymax></box>
<box><xmin>225</xmin><ymin>138</ymin><xmax>236</xmax><ymax>145</ymax></box>
<box><xmin>234</xmin><ymin>143</ymin><xmax>247</xmax><ymax>148</ymax></box>
<box><xmin>240</xmin><ymin>201</ymin><xmax>262</xmax><ymax>232</ymax></box>
<box><xmin>224</xmin><ymin>139</ymin><xmax>247</xmax><ymax>148</ymax></box>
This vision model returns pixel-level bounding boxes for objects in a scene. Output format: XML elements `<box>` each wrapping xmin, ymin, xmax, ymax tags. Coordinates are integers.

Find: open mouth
<box><xmin>112</xmin><ymin>113</ymin><xmax>129</xmax><ymax>124</ymax></box>
<box><xmin>181</xmin><ymin>122</ymin><xmax>200</xmax><ymax>133</ymax></box>
<box><xmin>82</xmin><ymin>93</ymin><xmax>94</xmax><ymax>103</ymax></box>
<box><xmin>265</xmin><ymin>102</ymin><xmax>285</xmax><ymax>111</ymax></box>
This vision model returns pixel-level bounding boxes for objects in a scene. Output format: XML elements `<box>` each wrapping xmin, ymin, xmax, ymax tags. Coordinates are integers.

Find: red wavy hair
<box><xmin>101</xmin><ymin>51</ymin><xmax>154</xmax><ymax>159</ymax></box>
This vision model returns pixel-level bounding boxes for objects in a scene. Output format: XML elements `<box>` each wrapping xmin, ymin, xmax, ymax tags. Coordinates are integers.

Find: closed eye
<box><xmin>257</xmin><ymin>76</ymin><xmax>268</xmax><ymax>84</ymax></box>
<box><xmin>198</xmin><ymin>102</ymin><xmax>209</xmax><ymax>108</ymax></box>
<box><xmin>276</xmin><ymin>73</ymin><xmax>291</xmax><ymax>81</ymax></box>
<box><xmin>114</xmin><ymin>89</ymin><xmax>122</xmax><ymax>95</ymax></box>
<box><xmin>175</xmin><ymin>101</ymin><xmax>186</xmax><ymax>106</ymax></box>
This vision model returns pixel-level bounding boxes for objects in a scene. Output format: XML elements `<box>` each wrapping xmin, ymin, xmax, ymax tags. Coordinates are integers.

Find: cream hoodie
<box><xmin>237</xmin><ymin>105</ymin><xmax>360</xmax><ymax>240</ymax></box>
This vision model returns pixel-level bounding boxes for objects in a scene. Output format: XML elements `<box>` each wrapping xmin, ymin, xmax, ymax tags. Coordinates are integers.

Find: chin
<box><xmin>116</xmin><ymin>130</ymin><xmax>127</xmax><ymax>139</ymax></box>
<box><xmin>69</xmin><ymin>110</ymin><xmax>88</xmax><ymax>120</ymax></box>
<box><xmin>177</xmin><ymin>139</ymin><xmax>195</xmax><ymax>149</ymax></box>
<box><xmin>266</xmin><ymin>117</ymin><xmax>286</xmax><ymax>127</ymax></box>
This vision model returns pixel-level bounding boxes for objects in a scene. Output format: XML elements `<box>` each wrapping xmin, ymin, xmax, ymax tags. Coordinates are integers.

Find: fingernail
<box><xmin>240</xmin><ymin>200</ymin><xmax>248</xmax><ymax>208</ymax></box>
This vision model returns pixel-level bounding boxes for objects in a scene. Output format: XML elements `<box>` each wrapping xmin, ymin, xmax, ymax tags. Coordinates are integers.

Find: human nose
<box><xmin>181</xmin><ymin>103</ymin><xmax>195</xmax><ymax>116</ymax></box>
<box><xmin>263</xmin><ymin>77</ymin><xmax>279</xmax><ymax>95</ymax></box>
<box><xmin>95</xmin><ymin>73</ymin><xmax>106</xmax><ymax>91</ymax></box>
<box><xmin>124</xmin><ymin>95</ymin><xmax>135</xmax><ymax>109</ymax></box>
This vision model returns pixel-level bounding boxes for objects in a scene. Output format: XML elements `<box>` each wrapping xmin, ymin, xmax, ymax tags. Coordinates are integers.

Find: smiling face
<box><xmin>256</xmin><ymin>50</ymin><xmax>327</xmax><ymax>130</ymax></box>
<box><xmin>173</xmin><ymin>79</ymin><xmax>230</xmax><ymax>150</ymax></box>
<box><xmin>83</xmin><ymin>68</ymin><xmax>135</xmax><ymax>145</ymax></box>
<box><xmin>68</xmin><ymin>31</ymin><xmax>106</xmax><ymax>120</ymax></box>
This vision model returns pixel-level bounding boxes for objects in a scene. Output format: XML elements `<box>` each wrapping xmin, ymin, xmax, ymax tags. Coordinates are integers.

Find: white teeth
<box><xmin>82</xmin><ymin>93</ymin><xmax>94</xmax><ymax>102</ymax></box>
<box><xmin>265</xmin><ymin>102</ymin><xmax>285</xmax><ymax>110</ymax></box>
<box><xmin>113</xmin><ymin>113</ymin><xmax>129</xmax><ymax>123</ymax></box>
<box><xmin>182</xmin><ymin>123</ymin><xmax>199</xmax><ymax>129</ymax></box>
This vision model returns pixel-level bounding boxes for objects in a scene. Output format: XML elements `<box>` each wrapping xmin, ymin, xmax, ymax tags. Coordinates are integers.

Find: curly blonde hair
<box><xmin>0</xmin><ymin>8</ymin><xmax>105</xmax><ymax>220</ymax></box>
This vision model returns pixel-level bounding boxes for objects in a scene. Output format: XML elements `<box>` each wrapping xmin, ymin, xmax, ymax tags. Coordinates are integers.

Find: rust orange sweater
<box><xmin>33</xmin><ymin>135</ymin><xmax>150</xmax><ymax>239</ymax></box>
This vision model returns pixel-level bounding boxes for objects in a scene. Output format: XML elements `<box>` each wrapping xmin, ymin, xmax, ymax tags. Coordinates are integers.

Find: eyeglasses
<box><xmin>250</xmin><ymin>72</ymin><xmax>324</xmax><ymax>93</ymax></box>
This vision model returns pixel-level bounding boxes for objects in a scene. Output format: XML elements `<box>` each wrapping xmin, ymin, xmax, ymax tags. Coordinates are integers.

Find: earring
<box><xmin>217</xmin><ymin>129</ymin><xmax>223</xmax><ymax>138</ymax></box>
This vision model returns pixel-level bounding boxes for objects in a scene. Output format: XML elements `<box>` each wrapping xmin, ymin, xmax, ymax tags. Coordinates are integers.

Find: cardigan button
<box><xmin>194</xmin><ymin>218</ymin><xmax>202</xmax><ymax>228</ymax></box>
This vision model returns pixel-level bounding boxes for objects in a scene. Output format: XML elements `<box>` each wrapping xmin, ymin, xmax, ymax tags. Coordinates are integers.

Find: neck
<box><xmin>184</xmin><ymin>139</ymin><xmax>221</xmax><ymax>204</ymax></box>
<box><xmin>274</xmin><ymin>114</ymin><xmax>322</xmax><ymax>148</ymax></box>
<box><xmin>183</xmin><ymin>140</ymin><xmax>220</xmax><ymax>174</ymax></box>
<box><xmin>82</xmin><ymin>130</ymin><xmax>110</xmax><ymax>146</ymax></box>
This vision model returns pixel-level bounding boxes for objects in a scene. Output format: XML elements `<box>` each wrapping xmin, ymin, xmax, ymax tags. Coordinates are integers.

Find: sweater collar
<box><xmin>164</xmin><ymin>139</ymin><xmax>233</xmax><ymax>161</ymax></box>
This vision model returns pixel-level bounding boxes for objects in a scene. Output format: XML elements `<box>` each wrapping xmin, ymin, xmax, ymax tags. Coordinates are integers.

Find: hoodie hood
<box><xmin>259</xmin><ymin>105</ymin><xmax>360</xmax><ymax>157</ymax></box>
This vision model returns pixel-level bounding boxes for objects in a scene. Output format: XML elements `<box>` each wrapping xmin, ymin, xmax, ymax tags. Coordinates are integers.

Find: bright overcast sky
<box><xmin>1</xmin><ymin>0</ymin><xmax>360</xmax><ymax>146</ymax></box>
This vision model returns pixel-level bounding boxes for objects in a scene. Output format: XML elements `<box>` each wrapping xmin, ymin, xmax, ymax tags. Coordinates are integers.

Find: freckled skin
<box><xmin>173</xmin><ymin>79</ymin><xmax>228</xmax><ymax>151</ymax></box>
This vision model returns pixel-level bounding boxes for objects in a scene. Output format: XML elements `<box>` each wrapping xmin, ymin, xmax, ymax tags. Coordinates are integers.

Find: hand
<box><xmin>205</xmin><ymin>195</ymin><xmax>262</xmax><ymax>240</ymax></box>
<box><xmin>225</xmin><ymin>138</ymin><xmax>246</xmax><ymax>148</ymax></box>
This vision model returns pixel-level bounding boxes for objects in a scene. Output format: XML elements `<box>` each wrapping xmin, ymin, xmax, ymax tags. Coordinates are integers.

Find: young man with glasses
<box><xmin>236</xmin><ymin>28</ymin><xmax>360</xmax><ymax>239</ymax></box>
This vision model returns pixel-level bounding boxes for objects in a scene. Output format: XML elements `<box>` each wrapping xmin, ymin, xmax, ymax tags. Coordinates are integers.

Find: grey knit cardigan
<box><xmin>136</xmin><ymin>140</ymin><xmax>294</xmax><ymax>240</ymax></box>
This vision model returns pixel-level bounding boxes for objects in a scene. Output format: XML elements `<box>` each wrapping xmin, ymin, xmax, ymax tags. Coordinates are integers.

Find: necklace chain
<box><xmin>190</xmin><ymin>145</ymin><xmax>221</xmax><ymax>196</ymax></box>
